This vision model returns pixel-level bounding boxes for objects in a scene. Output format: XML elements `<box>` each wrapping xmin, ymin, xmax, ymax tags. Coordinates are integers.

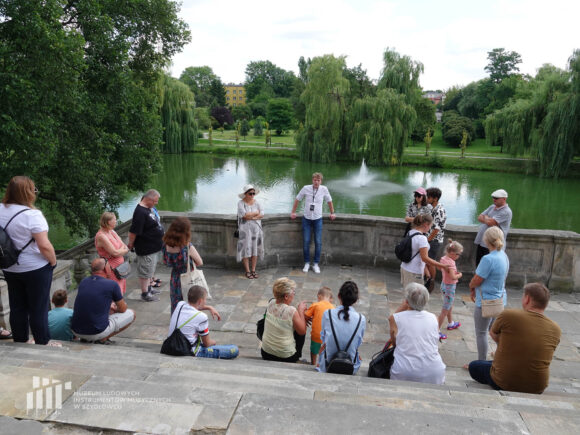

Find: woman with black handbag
<box><xmin>318</xmin><ymin>281</ymin><xmax>366</xmax><ymax>374</ymax></box>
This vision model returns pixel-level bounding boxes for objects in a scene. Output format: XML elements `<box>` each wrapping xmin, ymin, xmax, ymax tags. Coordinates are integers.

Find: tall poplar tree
<box><xmin>296</xmin><ymin>55</ymin><xmax>350</xmax><ymax>162</ymax></box>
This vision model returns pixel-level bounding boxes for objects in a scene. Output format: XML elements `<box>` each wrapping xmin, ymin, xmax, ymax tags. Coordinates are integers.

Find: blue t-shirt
<box><xmin>71</xmin><ymin>276</ymin><xmax>123</xmax><ymax>335</ymax></box>
<box><xmin>475</xmin><ymin>250</ymin><xmax>509</xmax><ymax>307</ymax></box>
<box><xmin>48</xmin><ymin>307</ymin><xmax>74</xmax><ymax>341</ymax></box>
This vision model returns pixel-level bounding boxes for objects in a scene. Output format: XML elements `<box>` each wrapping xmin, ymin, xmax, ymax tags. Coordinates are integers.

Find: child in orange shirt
<box><xmin>305</xmin><ymin>286</ymin><xmax>335</xmax><ymax>366</ymax></box>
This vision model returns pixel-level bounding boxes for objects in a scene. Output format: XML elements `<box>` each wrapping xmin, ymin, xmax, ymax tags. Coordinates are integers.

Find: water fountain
<box><xmin>328</xmin><ymin>159</ymin><xmax>405</xmax><ymax>213</ymax></box>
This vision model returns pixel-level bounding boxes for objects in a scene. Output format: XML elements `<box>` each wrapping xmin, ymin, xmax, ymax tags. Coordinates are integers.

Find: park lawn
<box><xmin>204</xmin><ymin>129</ymin><xmax>296</xmax><ymax>147</ymax></box>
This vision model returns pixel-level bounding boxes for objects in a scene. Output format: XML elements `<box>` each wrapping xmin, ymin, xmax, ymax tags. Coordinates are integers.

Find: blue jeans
<box><xmin>196</xmin><ymin>344</ymin><xmax>239</xmax><ymax>359</ymax></box>
<box><xmin>4</xmin><ymin>262</ymin><xmax>54</xmax><ymax>344</ymax></box>
<box><xmin>468</xmin><ymin>360</ymin><xmax>501</xmax><ymax>390</ymax></box>
<box><xmin>302</xmin><ymin>218</ymin><xmax>323</xmax><ymax>263</ymax></box>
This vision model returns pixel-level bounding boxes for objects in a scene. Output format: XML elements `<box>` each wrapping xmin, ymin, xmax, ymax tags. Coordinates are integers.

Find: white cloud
<box><xmin>170</xmin><ymin>0</ymin><xmax>579</xmax><ymax>90</ymax></box>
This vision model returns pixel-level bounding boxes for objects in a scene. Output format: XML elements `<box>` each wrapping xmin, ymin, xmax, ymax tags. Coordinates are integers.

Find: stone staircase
<box><xmin>1</xmin><ymin>338</ymin><xmax>579</xmax><ymax>434</ymax></box>
<box><xmin>1</xmin><ymin>264</ymin><xmax>579</xmax><ymax>434</ymax></box>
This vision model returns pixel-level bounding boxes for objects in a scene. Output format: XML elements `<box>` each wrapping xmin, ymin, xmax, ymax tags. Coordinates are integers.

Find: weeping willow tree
<box><xmin>159</xmin><ymin>75</ymin><xmax>198</xmax><ymax>153</ymax></box>
<box><xmin>486</xmin><ymin>50</ymin><xmax>580</xmax><ymax>178</ymax></box>
<box><xmin>296</xmin><ymin>55</ymin><xmax>350</xmax><ymax>162</ymax></box>
<box><xmin>378</xmin><ymin>48</ymin><xmax>424</xmax><ymax>98</ymax></box>
<box><xmin>347</xmin><ymin>89</ymin><xmax>416</xmax><ymax>166</ymax></box>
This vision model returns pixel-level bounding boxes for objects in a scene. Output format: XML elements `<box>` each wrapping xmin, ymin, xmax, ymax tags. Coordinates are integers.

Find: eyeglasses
<box><xmin>414</xmin><ymin>193</ymin><xmax>423</xmax><ymax>198</ymax></box>
<box><xmin>33</xmin><ymin>188</ymin><xmax>39</xmax><ymax>194</ymax></box>
<box><xmin>492</xmin><ymin>197</ymin><xmax>500</xmax><ymax>200</ymax></box>
<box><xmin>247</xmin><ymin>192</ymin><xmax>256</xmax><ymax>196</ymax></box>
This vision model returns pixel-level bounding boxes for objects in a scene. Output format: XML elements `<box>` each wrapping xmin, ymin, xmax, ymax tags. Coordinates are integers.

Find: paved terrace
<box><xmin>1</xmin><ymin>264</ymin><xmax>579</xmax><ymax>434</ymax></box>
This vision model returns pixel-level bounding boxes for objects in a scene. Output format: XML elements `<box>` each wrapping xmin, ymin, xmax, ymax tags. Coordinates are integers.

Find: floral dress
<box><xmin>163</xmin><ymin>243</ymin><xmax>194</xmax><ymax>314</ymax></box>
<box><xmin>236</xmin><ymin>200</ymin><xmax>264</xmax><ymax>262</ymax></box>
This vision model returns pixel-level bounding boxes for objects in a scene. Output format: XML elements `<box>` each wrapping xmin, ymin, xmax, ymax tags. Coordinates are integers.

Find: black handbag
<box><xmin>160</xmin><ymin>305</ymin><xmax>200</xmax><ymax>356</ymax></box>
<box><xmin>367</xmin><ymin>340</ymin><xmax>396</xmax><ymax>379</ymax></box>
<box><xmin>325</xmin><ymin>312</ymin><xmax>362</xmax><ymax>375</ymax></box>
<box><xmin>256</xmin><ymin>298</ymin><xmax>273</xmax><ymax>340</ymax></box>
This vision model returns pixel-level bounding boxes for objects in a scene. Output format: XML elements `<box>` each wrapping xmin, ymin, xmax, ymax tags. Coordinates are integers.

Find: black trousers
<box><xmin>261</xmin><ymin>331</ymin><xmax>306</xmax><ymax>363</ymax></box>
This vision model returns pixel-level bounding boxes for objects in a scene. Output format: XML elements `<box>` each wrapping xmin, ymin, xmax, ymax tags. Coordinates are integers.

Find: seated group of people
<box><xmin>43</xmin><ymin>260</ymin><xmax>561</xmax><ymax>395</ymax></box>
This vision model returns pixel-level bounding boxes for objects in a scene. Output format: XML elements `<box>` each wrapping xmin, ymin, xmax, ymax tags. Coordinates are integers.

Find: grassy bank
<box><xmin>195</xmin><ymin>127</ymin><xmax>579</xmax><ymax>178</ymax></box>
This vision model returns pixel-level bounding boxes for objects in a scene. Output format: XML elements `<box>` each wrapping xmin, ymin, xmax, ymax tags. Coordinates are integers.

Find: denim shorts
<box><xmin>441</xmin><ymin>283</ymin><xmax>456</xmax><ymax>311</ymax></box>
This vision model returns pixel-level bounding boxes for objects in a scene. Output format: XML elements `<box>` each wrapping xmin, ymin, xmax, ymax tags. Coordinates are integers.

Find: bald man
<box><xmin>71</xmin><ymin>258</ymin><xmax>135</xmax><ymax>344</ymax></box>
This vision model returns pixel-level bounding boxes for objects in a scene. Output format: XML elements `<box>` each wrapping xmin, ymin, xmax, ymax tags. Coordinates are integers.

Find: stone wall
<box><xmin>0</xmin><ymin>260</ymin><xmax>74</xmax><ymax>330</ymax></box>
<box><xmin>56</xmin><ymin>212</ymin><xmax>580</xmax><ymax>292</ymax></box>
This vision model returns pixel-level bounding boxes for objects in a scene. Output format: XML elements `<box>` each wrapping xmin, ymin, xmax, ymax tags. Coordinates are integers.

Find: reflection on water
<box><xmin>50</xmin><ymin>154</ymin><xmax>580</xmax><ymax>249</ymax></box>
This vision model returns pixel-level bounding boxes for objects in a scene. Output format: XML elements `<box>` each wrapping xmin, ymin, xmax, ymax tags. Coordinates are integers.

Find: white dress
<box><xmin>236</xmin><ymin>200</ymin><xmax>264</xmax><ymax>262</ymax></box>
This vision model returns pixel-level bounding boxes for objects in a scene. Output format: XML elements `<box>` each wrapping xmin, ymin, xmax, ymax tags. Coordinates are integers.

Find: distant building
<box><xmin>423</xmin><ymin>91</ymin><xmax>445</xmax><ymax>107</ymax></box>
<box><xmin>224</xmin><ymin>83</ymin><xmax>246</xmax><ymax>107</ymax></box>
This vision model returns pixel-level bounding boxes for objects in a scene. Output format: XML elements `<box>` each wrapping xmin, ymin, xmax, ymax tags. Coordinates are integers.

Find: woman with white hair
<box><xmin>469</xmin><ymin>226</ymin><xmax>509</xmax><ymax>361</ymax></box>
<box><xmin>389</xmin><ymin>283</ymin><xmax>446</xmax><ymax>384</ymax></box>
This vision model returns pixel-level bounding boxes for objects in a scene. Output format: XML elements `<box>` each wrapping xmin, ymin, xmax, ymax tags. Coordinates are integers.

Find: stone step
<box><xmin>2</xmin><ymin>341</ymin><xmax>580</xmax><ymax>434</ymax></box>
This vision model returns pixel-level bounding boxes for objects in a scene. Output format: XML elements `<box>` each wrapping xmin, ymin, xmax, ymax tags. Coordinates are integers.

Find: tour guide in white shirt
<box><xmin>291</xmin><ymin>172</ymin><xmax>335</xmax><ymax>274</ymax></box>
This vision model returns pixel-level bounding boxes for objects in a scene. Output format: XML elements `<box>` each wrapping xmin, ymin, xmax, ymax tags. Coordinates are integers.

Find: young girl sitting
<box><xmin>437</xmin><ymin>239</ymin><xmax>463</xmax><ymax>340</ymax></box>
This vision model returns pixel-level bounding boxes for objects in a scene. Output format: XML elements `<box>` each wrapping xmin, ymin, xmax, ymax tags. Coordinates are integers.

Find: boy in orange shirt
<box><xmin>305</xmin><ymin>287</ymin><xmax>335</xmax><ymax>365</ymax></box>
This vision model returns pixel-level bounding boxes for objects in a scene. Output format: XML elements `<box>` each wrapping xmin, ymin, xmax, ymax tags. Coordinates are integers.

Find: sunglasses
<box><xmin>33</xmin><ymin>188</ymin><xmax>39</xmax><ymax>194</ymax></box>
<box><xmin>414</xmin><ymin>193</ymin><xmax>423</xmax><ymax>198</ymax></box>
<box><xmin>247</xmin><ymin>191</ymin><xmax>256</xmax><ymax>196</ymax></box>
<box><xmin>492</xmin><ymin>197</ymin><xmax>500</xmax><ymax>200</ymax></box>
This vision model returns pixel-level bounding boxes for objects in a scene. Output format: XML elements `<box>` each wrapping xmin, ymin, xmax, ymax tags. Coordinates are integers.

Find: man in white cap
<box><xmin>473</xmin><ymin>189</ymin><xmax>512</xmax><ymax>266</ymax></box>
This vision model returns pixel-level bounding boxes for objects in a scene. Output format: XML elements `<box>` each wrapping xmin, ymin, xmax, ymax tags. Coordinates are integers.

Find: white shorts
<box><xmin>74</xmin><ymin>310</ymin><xmax>135</xmax><ymax>341</ymax></box>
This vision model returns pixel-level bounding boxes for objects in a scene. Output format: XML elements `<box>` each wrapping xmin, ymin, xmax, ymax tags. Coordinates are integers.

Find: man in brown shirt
<box><xmin>468</xmin><ymin>282</ymin><xmax>561</xmax><ymax>394</ymax></box>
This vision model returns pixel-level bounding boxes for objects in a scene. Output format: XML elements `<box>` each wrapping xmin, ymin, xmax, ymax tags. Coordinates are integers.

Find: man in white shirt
<box><xmin>290</xmin><ymin>172</ymin><xmax>336</xmax><ymax>274</ymax></box>
<box><xmin>474</xmin><ymin>189</ymin><xmax>512</xmax><ymax>266</ymax></box>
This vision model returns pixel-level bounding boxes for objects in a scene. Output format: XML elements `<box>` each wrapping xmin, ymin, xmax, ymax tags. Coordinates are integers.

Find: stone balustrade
<box><xmin>57</xmin><ymin>212</ymin><xmax>580</xmax><ymax>293</ymax></box>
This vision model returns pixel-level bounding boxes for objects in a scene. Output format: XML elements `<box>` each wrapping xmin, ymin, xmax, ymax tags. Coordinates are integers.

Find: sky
<box><xmin>169</xmin><ymin>0</ymin><xmax>579</xmax><ymax>91</ymax></box>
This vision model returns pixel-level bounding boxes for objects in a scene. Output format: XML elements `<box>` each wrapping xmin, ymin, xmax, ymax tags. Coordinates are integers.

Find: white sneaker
<box><xmin>302</xmin><ymin>263</ymin><xmax>310</xmax><ymax>273</ymax></box>
<box><xmin>312</xmin><ymin>264</ymin><xmax>321</xmax><ymax>274</ymax></box>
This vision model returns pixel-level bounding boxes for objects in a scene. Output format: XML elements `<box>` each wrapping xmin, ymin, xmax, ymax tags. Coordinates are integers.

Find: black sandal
<box><xmin>245</xmin><ymin>272</ymin><xmax>254</xmax><ymax>279</ymax></box>
<box><xmin>251</xmin><ymin>271</ymin><xmax>259</xmax><ymax>279</ymax></box>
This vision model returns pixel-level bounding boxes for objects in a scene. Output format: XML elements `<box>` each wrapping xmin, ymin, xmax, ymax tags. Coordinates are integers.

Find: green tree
<box><xmin>411</xmin><ymin>97</ymin><xmax>436</xmax><ymax>141</ymax></box>
<box><xmin>159</xmin><ymin>75</ymin><xmax>198</xmax><ymax>153</ymax></box>
<box><xmin>208</xmin><ymin>78</ymin><xmax>226</xmax><ymax>107</ymax></box>
<box><xmin>253</xmin><ymin>118</ymin><xmax>263</xmax><ymax>136</ymax></box>
<box><xmin>296</xmin><ymin>55</ymin><xmax>350</xmax><ymax>162</ymax></box>
<box><xmin>240</xmin><ymin>119</ymin><xmax>250</xmax><ymax>140</ymax></box>
<box><xmin>485</xmin><ymin>48</ymin><xmax>522</xmax><ymax>83</ymax></box>
<box><xmin>179</xmin><ymin>66</ymin><xmax>219</xmax><ymax>107</ymax></box>
<box><xmin>486</xmin><ymin>50</ymin><xmax>580</xmax><ymax>178</ymax></box>
<box><xmin>343</xmin><ymin>63</ymin><xmax>376</xmax><ymax>104</ymax></box>
<box><xmin>194</xmin><ymin>107</ymin><xmax>211</xmax><ymax>130</ymax></box>
<box><xmin>235</xmin><ymin>122</ymin><xmax>240</xmax><ymax>147</ymax></box>
<box><xmin>244</xmin><ymin>60</ymin><xmax>296</xmax><ymax>100</ymax></box>
<box><xmin>378</xmin><ymin>48</ymin><xmax>424</xmax><ymax>98</ymax></box>
<box><xmin>231</xmin><ymin>105</ymin><xmax>253</xmax><ymax>122</ymax></box>
<box><xmin>460</xmin><ymin>130</ymin><xmax>468</xmax><ymax>158</ymax></box>
<box><xmin>424</xmin><ymin>128</ymin><xmax>433</xmax><ymax>156</ymax></box>
<box><xmin>267</xmin><ymin>98</ymin><xmax>294</xmax><ymax>135</ymax></box>
<box><xmin>347</xmin><ymin>89</ymin><xmax>416</xmax><ymax>166</ymax></box>
<box><xmin>442</xmin><ymin>111</ymin><xmax>474</xmax><ymax>147</ymax></box>
<box><xmin>0</xmin><ymin>0</ymin><xmax>190</xmax><ymax>234</ymax></box>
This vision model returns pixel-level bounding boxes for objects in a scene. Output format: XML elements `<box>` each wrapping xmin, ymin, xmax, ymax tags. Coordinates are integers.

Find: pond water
<box><xmin>50</xmin><ymin>153</ymin><xmax>580</xmax><ymax>249</ymax></box>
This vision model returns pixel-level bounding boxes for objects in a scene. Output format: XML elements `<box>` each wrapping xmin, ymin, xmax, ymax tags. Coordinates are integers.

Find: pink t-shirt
<box><xmin>440</xmin><ymin>255</ymin><xmax>458</xmax><ymax>284</ymax></box>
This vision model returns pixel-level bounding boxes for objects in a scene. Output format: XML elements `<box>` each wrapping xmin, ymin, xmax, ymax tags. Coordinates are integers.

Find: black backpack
<box><xmin>325</xmin><ymin>312</ymin><xmax>362</xmax><ymax>375</ymax></box>
<box><xmin>0</xmin><ymin>208</ymin><xmax>33</xmax><ymax>269</ymax></box>
<box><xmin>394</xmin><ymin>232</ymin><xmax>421</xmax><ymax>263</ymax></box>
